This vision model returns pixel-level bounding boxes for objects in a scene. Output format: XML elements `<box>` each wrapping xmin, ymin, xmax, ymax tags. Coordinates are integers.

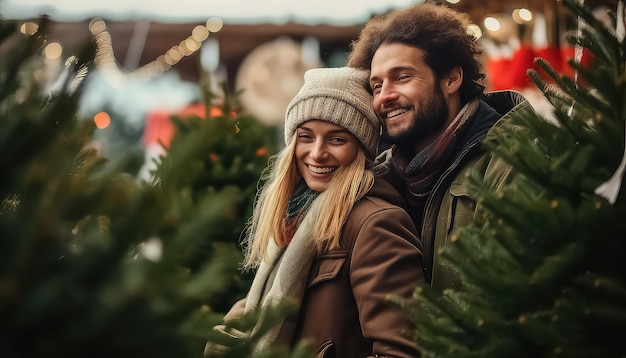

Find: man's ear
<box><xmin>445</xmin><ymin>66</ymin><xmax>463</xmax><ymax>94</ymax></box>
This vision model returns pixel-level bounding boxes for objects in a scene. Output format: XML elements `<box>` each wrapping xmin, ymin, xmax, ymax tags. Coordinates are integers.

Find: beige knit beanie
<box><xmin>284</xmin><ymin>67</ymin><xmax>381</xmax><ymax>159</ymax></box>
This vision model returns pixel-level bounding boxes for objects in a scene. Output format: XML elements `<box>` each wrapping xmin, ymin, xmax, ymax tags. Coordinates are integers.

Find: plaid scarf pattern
<box><xmin>282</xmin><ymin>181</ymin><xmax>320</xmax><ymax>244</ymax></box>
<box><xmin>392</xmin><ymin>100</ymin><xmax>480</xmax><ymax>229</ymax></box>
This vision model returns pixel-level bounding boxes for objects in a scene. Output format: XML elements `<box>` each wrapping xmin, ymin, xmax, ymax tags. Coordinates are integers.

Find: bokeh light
<box><xmin>94</xmin><ymin>111</ymin><xmax>111</xmax><ymax>129</ymax></box>
<box><xmin>205</xmin><ymin>17</ymin><xmax>224</xmax><ymax>33</ymax></box>
<box><xmin>483</xmin><ymin>16</ymin><xmax>501</xmax><ymax>32</ymax></box>
<box><xmin>20</xmin><ymin>22</ymin><xmax>38</xmax><ymax>35</ymax></box>
<box><xmin>466</xmin><ymin>24</ymin><xmax>483</xmax><ymax>39</ymax></box>
<box><xmin>44</xmin><ymin>42</ymin><xmax>63</xmax><ymax>60</ymax></box>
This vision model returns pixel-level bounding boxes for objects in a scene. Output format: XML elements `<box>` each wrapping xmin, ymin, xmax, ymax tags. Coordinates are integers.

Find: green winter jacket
<box><xmin>375</xmin><ymin>90</ymin><xmax>531</xmax><ymax>291</ymax></box>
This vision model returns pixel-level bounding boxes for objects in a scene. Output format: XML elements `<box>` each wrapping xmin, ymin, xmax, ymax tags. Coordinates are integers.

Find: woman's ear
<box><xmin>445</xmin><ymin>66</ymin><xmax>463</xmax><ymax>94</ymax></box>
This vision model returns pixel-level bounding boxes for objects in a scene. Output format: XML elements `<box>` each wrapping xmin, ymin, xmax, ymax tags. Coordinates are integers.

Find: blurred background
<box><xmin>0</xmin><ymin>0</ymin><xmax>615</xmax><ymax>177</ymax></box>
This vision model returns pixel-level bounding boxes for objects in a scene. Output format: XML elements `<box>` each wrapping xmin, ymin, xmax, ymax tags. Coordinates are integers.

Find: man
<box><xmin>348</xmin><ymin>3</ymin><xmax>532</xmax><ymax>291</ymax></box>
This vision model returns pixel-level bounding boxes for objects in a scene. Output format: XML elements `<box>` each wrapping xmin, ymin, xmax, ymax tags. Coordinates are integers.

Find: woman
<box><xmin>205</xmin><ymin>67</ymin><xmax>424</xmax><ymax>358</ymax></box>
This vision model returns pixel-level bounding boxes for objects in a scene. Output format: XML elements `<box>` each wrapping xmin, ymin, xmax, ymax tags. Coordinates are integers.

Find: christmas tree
<box><xmin>147</xmin><ymin>76</ymin><xmax>280</xmax><ymax>313</ymax></box>
<box><xmin>0</xmin><ymin>15</ymin><xmax>305</xmax><ymax>358</ymax></box>
<box><xmin>408</xmin><ymin>0</ymin><xmax>626</xmax><ymax>356</ymax></box>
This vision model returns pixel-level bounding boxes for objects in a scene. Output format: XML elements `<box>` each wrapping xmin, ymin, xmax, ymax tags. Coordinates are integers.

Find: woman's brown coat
<box><xmin>205</xmin><ymin>178</ymin><xmax>424</xmax><ymax>358</ymax></box>
<box><xmin>276</xmin><ymin>178</ymin><xmax>425</xmax><ymax>358</ymax></box>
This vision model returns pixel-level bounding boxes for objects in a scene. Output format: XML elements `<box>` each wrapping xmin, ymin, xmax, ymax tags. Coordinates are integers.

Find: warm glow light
<box><xmin>20</xmin><ymin>22</ymin><xmax>38</xmax><ymax>35</ymax></box>
<box><xmin>89</xmin><ymin>18</ymin><xmax>106</xmax><ymax>34</ymax></box>
<box><xmin>164</xmin><ymin>52</ymin><xmax>176</xmax><ymax>65</ymax></box>
<box><xmin>483</xmin><ymin>16</ymin><xmax>501</xmax><ymax>32</ymax></box>
<box><xmin>178</xmin><ymin>40</ymin><xmax>192</xmax><ymax>55</ymax></box>
<box><xmin>91</xmin><ymin>17</ymin><xmax>216</xmax><ymax>85</ymax></box>
<box><xmin>466</xmin><ymin>24</ymin><xmax>483</xmax><ymax>39</ymax></box>
<box><xmin>519</xmin><ymin>8</ymin><xmax>533</xmax><ymax>22</ymax></box>
<box><xmin>156</xmin><ymin>55</ymin><xmax>168</xmax><ymax>66</ymax></box>
<box><xmin>94</xmin><ymin>112</ymin><xmax>111</xmax><ymax>129</ymax></box>
<box><xmin>166</xmin><ymin>47</ymin><xmax>182</xmax><ymax>62</ymax></box>
<box><xmin>44</xmin><ymin>42</ymin><xmax>63</xmax><ymax>60</ymax></box>
<box><xmin>512</xmin><ymin>9</ymin><xmax>523</xmax><ymax>24</ymax></box>
<box><xmin>445</xmin><ymin>0</ymin><xmax>460</xmax><ymax>4</ymax></box>
<box><xmin>206</xmin><ymin>17</ymin><xmax>224</xmax><ymax>32</ymax></box>
<box><xmin>185</xmin><ymin>37</ymin><xmax>200</xmax><ymax>52</ymax></box>
<box><xmin>154</xmin><ymin>56</ymin><xmax>171</xmax><ymax>72</ymax></box>
<box><xmin>192</xmin><ymin>25</ymin><xmax>209</xmax><ymax>41</ymax></box>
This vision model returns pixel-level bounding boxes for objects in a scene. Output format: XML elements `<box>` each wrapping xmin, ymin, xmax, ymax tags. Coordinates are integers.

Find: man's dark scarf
<box><xmin>391</xmin><ymin>100</ymin><xmax>480</xmax><ymax>230</ymax></box>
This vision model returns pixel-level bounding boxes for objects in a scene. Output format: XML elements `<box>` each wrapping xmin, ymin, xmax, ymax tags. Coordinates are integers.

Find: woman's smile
<box><xmin>295</xmin><ymin>120</ymin><xmax>358</xmax><ymax>192</ymax></box>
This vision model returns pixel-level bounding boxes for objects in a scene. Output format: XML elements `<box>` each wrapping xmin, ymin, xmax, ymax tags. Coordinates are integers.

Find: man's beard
<box><xmin>388</xmin><ymin>88</ymin><xmax>448</xmax><ymax>150</ymax></box>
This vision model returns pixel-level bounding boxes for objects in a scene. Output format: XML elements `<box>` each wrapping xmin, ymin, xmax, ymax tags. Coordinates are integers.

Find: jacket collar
<box><xmin>452</xmin><ymin>90</ymin><xmax>529</xmax><ymax>166</ymax></box>
<box><xmin>363</xmin><ymin>177</ymin><xmax>408</xmax><ymax>210</ymax></box>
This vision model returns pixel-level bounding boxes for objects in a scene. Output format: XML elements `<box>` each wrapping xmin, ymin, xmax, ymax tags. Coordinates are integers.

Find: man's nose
<box><xmin>378</xmin><ymin>82</ymin><xmax>399</xmax><ymax>103</ymax></box>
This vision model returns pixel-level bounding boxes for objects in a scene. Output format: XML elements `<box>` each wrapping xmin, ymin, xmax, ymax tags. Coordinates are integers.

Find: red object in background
<box><xmin>487</xmin><ymin>45</ymin><xmax>593</xmax><ymax>91</ymax></box>
<box><xmin>143</xmin><ymin>103</ymin><xmax>223</xmax><ymax>148</ymax></box>
<box><xmin>487</xmin><ymin>46</ymin><xmax>535</xmax><ymax>91</ymax></box>
<box><xmin>508</xmin><ymin>45</ymin><xmax>536</xmax><ymax>90</ymax></box>
<box><xmin>486</xmin><ymin>56</ymin><xmax>513</xmax><ymax>91</ymax></box>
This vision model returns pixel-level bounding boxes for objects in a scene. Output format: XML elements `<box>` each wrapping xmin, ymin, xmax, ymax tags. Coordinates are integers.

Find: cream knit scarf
<box><xmin>245</xmin><ymin>193</ymin><xmax>324</xmax><ymax>351</ymax></box>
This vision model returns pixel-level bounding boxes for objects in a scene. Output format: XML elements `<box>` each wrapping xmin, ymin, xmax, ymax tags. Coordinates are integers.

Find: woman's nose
<box><xmin>309</xmin><ymin>140</ymin><xmax>328</xmax><ymax>160</ymax></box>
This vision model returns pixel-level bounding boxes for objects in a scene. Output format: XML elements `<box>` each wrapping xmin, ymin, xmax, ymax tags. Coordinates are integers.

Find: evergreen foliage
<box><xmin>409</xmin><ymin>0</ymin><xmax>626</xmax><ymax>356</ymax></box>
<box><xmin>148</xmin><ymin>78</ymin><xmax>279</xmax><ymax>313</ymax></box>
<box><xmin>0</xmin><ymin>16</ymin><xmax>302</xmax><ymax>358</ymax></box>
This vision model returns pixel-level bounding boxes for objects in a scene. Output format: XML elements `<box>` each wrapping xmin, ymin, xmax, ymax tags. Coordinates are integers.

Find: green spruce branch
<box><xmin>409</xmin><ymin>0</ymin><xmax>626</xmax><ymax>356</ymax></box>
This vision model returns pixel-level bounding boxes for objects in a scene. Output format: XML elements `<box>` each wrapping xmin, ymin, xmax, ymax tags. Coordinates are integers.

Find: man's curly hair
<box><xmin>347</xmin><ymin>3</ymin><xmax>486</xmax><ymax>104</ymax></box>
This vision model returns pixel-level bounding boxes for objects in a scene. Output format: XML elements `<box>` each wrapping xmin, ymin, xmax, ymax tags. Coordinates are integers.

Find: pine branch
<box><xmin>411</xmin><ymin>0</ymin><xmax>626</xmax><ymax>356</ymax></box>
<box><xmin>0</xmin><ymin>17</ymin><xmax>290</xmax><ymax>358</ymax></box>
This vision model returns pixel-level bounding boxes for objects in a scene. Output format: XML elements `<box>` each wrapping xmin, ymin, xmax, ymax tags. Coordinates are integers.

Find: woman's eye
<box><xmin>330</xmin><ymin>137</ymin><xmax>346</xmax><ymax>143</ymax></box>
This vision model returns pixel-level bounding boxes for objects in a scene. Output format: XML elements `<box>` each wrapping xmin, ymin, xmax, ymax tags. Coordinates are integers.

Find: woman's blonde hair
<box><xmin>241</xmin><ymin>133</ymin><xmax>374</xmax><ymax>270</ymax></box>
